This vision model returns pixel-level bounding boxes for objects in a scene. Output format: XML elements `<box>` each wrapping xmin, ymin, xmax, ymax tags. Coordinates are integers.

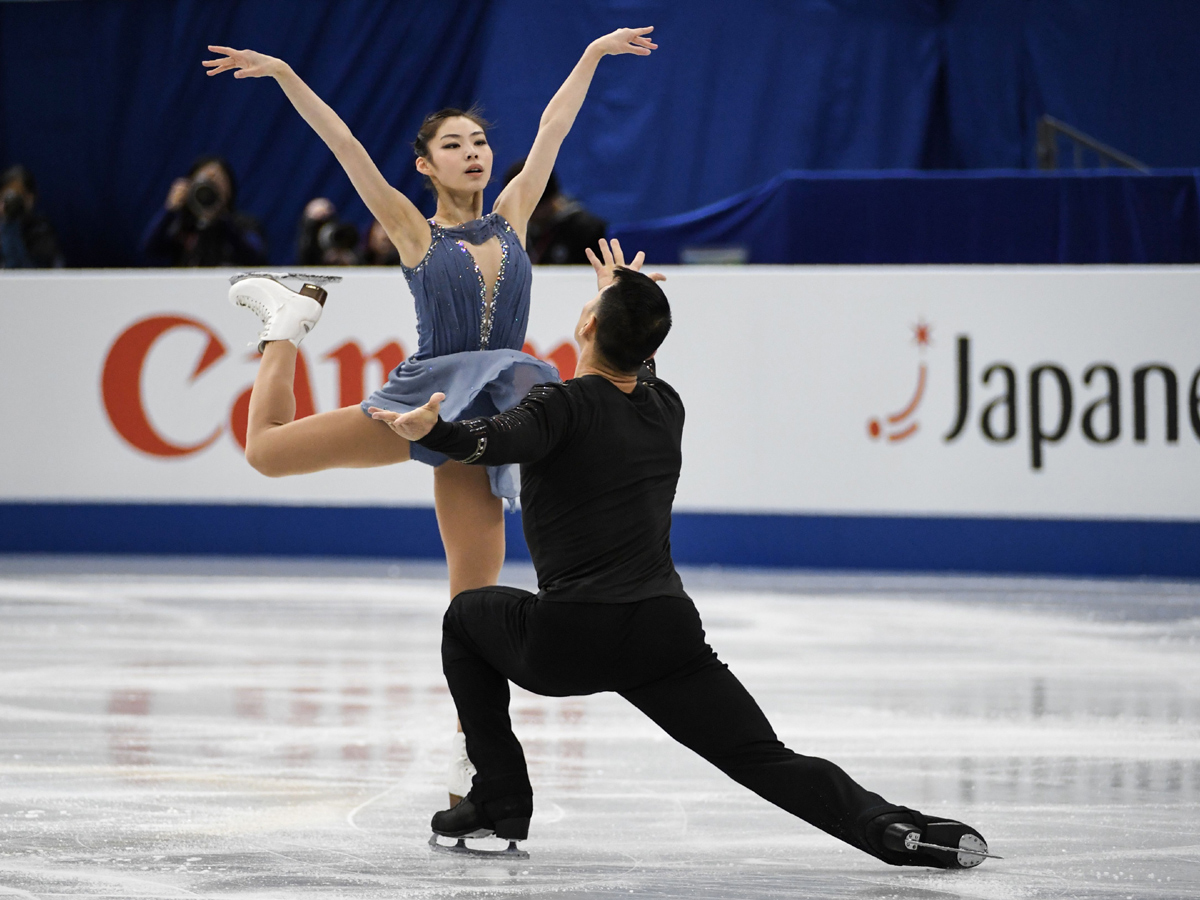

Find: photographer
<box><xmin>502</xmin><ymin>159</ymin><xmax>606</xmax><ymax>265</ymax></box>
<box><xmin>362</xmin><ymin>219</ymin><xmax>400</xmax><ymax>266</ymax></box>
<box><xmin>0</xmin><ymin>165</ymin><xmax>64</xmax><ymax>268</ymax></box>
<box><xmin>295</xmin><ymin>197</ymin><xmax>361</xmax><ymax>266</ymax></box>
<box><xmin>141</xmin><ymin>156</ymin><xmax>267</xmax><ymax>267</ymax></box>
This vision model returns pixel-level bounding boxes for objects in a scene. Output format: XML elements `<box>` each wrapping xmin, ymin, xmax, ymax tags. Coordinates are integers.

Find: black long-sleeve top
<box><xmin>418</xmin><ymin>368</ymin><xmax>688</xmax><ymax>604</ymax></box>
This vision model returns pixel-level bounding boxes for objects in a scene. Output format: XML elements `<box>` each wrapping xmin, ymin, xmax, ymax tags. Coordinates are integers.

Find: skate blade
<box><xmin>229</xmin><ymin>271</ymin><xmax>344</xmax><ymax>286</ymax></box>
<box><xmin>908</xmin><ymin>837</ymin><xmax>1003</xmax><ymax>860</ymax></box>
<box><xmin>428</xmin><ymin>833</ymin><xmax>529</xmax><ymax>860</ymax></box>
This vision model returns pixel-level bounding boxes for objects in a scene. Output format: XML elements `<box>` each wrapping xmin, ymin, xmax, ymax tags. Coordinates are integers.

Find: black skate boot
<box><xmin>865</xmin><ymin>808</ymin><xmax>999</xmax><ymax>869</ymax></box>
<box><xmin>428</xmin><ymin>794</ymin><xmax>532</xmax><ymax>859</ymax></box>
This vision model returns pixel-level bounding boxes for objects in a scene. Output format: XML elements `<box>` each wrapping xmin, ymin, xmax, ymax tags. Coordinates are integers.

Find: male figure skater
<box><xmin>371</xmin><ymin>240</ymin><xmax>994</xmax><ymax>869</ymax></box>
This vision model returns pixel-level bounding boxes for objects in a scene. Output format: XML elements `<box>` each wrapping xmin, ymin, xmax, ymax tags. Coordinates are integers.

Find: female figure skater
<box><xmin>204</xmin><ymin>27</ymin><xmax>657</xmax><ymax>802</ymax></box>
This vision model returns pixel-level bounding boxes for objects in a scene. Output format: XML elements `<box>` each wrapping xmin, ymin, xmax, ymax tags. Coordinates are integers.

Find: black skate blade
<box><xmin>428</xmin><ymin>833</ymin><xmax>529</xmax><ymax>860</ymax></box>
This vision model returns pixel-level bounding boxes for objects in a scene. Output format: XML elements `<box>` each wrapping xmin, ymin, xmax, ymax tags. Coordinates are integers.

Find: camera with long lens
<box><xmin>317</xmin><ymin>219</ymin><xmax>360</xmax><ymax>253</ymax></box>
<box><xmin>186</xmin><ymin>177</ymin><xmax>224</xmax><ymax>218</ymax></box>
<box><xmin>1</xmin><ymin>189</ymin><xmax>27</xmax><ymax>221</ymax></box>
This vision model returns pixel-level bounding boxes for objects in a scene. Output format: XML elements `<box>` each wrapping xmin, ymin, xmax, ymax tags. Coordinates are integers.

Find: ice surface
<box><xmin>0</xmin><ymin>556</ymin><xmax>1197</xmax><ymax>898</ymax></box>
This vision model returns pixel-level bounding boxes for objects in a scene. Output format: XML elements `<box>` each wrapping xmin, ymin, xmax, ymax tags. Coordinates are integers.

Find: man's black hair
<box><xmin>593</xmin><ymin>267</ymin><xmax>671</xmax><ymax>374</ymax></box>
<box><xmin>187</xmin><ymin>155</ymin><xmax>238</xmax><ymax>206</ymax></box>
<box><xmin>1</xmin><ymin>165</ymin><xmax>36</xmax><ymax>195</ymax></box>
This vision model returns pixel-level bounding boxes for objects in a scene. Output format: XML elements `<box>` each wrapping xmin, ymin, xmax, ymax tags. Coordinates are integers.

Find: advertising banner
<box><xmin>0</xmin><ymin>270</ymin><xmax>582</xmax><ymax>506</ymax></box>
<box><xmin>662</xmin><ymin>267</ymin><xmax>1200</xmax><ymax>520</ymax></box>
<box><xmin>1</xmin><ymin>267</ymin><xmax>1197</xmax><ymax>573</ymax></box>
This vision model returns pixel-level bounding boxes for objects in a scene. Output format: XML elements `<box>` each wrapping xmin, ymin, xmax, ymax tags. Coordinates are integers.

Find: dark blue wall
<box><xmin>3</xmin><ymin>503</ymin><xmax>1198</xmax><ymax>579</ymax></box>
<box><xmin>4</xmin><ymin>0</ymin><xmax>1200</xmax><ymax>267</ymax></box>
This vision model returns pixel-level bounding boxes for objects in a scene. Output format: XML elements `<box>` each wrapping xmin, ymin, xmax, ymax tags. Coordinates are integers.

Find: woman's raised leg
<box><xmin>244</xmin><ymin>341</ymin><xmax>411</xmax><ymax>476</ymax></box>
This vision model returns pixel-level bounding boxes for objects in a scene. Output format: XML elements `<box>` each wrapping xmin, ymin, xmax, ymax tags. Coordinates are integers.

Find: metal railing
<box><xmin>1036</xmin><ymin>115</ymin><xmax>1150</xmax><ymax>173</ymax></box>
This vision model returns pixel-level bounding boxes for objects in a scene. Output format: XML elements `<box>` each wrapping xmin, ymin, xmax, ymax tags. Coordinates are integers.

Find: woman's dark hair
<box><xmin>412</xmin><ymin>105</ymin><xmax>492</xmax><ymax>159</ymax></box>
<box><xmin>187</xmin><ymin>155</ymin><xmax>238</xmax><ymax>206</ymax></box>
<box><xmin>593</xmin><ymin>268</ymin><xmax>672</xmax><ymax>374</ymax></box>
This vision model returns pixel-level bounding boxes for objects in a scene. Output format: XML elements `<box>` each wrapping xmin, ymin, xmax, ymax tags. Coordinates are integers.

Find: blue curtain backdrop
<box><xmin>477</xmin><ymin>0</ymin><xmax>1200</xmax><ymax>222</ymax></box>
<box><xmin>3</xmin><ymin>0</ymin><xmax>1200</xmax><ymax>267</ymax></box>
<box><xmin>0</xmin><ymin>0</ymin><xmax>491</xmax><ymax>267</ymax></box>
<box><xmin>609</xmin><ymin>169</ymin><xmax>1200</xmax><ymax>264</ymax></box>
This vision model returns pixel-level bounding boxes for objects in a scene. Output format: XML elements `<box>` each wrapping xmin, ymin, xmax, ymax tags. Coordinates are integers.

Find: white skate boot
<box><xmin>228</xmin><ymin>273</ymin><xmax>332</xmax><ymax>353</ymax></box>
<box><xmin>447</xmin><ymin>730</ymin><xmax>477</xmax><ymax>805</ymax></box>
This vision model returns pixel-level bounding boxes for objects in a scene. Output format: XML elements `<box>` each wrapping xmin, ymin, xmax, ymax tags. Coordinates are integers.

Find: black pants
<box><xmin>442</xmin><ymin>588</ymin><xmax>903</xmax><ymax>856</ymax></box>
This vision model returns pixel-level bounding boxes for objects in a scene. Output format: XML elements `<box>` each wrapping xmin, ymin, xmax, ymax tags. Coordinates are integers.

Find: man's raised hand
<box><xmin>585</xmin><ymin>238</ymin><xmax>666</xmax><ymax>290</ymax></box>
<box><xmin>369</xmin><ymin>393</ymin><xmax>445</xmax><ymax>442</ymax></box>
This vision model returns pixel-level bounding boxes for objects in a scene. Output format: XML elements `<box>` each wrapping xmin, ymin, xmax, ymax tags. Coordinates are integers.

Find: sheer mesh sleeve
<box><xmin>417</xmin><ymin>383</ymin><xmax>572</xmax><ymax>466</ymax></box>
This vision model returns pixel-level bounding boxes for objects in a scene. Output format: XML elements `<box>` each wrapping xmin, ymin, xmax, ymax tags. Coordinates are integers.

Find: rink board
<box><xmin>1</xmin><ymin>267</ymin><xmax>1198</xmax><ymax>575</ymax></box>
<box><xmin>1</xmin><ymin>504</ymin><xmax>1198</xmax><ymax>578</ymax></box>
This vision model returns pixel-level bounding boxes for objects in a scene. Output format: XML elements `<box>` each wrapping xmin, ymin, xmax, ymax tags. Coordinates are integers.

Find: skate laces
<box><xmin>234</xmin><ymin>293</ymin><xmax>272</xmax><ymax>325</ymax></box>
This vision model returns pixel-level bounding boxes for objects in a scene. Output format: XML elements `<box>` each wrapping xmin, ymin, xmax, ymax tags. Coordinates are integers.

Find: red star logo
<box><xmin>911</xmin><ymin>319</ymin><xmax>933</xmax><ymax>349</ymax></box>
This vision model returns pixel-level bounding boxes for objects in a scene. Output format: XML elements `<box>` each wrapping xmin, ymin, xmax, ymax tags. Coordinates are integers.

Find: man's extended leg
<box><xmin>606</xmin><ymin>596</ymin><xmax>960</xmax><ymax>862</ymax></box>
<box><xmin>442</xmin><ymin>588</ymin><xmax>904</xmax><ymax>854</ymax></box>
<box><xmin>619</xmin><ymin>631</ymin><xmax>989</xmax><ymax>868</ymax></box>
<box><xmin>440</xmin><ymin>591</ymin><xmax>988</xmax><ymax>866</ymax></box>
<box><xmin>620</xmin><ymin>644</ymin><xmax>900</xmax><ymax>856</ymax></box>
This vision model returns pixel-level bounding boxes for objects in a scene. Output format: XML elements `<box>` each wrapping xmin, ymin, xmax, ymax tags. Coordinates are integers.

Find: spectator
<box><xmin>142</xmin><ymin>156</ymin><xmax>267</xmax><ymax>267</ymax></box>
<box><xmin>295</xmin><ymin>197</ymin><xmax>360</xmax><ymax>266</ymax></box>
<box><xmin>0</xmin><ymin>165</ymin><xmax>64</xmax><ymax>268</ymax></box>
<box><xmin>362</xmin><ymin>219</ymin><xmax>400</xmax><ymax>265</ymax></box>
<box><xmin>502</xmin><ymin>160</ymin><xmax>606</xmax><ymax>264</ymax></box>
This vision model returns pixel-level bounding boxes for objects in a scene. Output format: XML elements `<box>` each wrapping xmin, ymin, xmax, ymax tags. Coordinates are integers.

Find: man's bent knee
<box><xmin>442</xmin><ymin>588</ymin><xmax>487</xmax><ymax>639</ymax></box>
<box><xmin>443</xmin><ymin>587</ymin><xmax>500</xmax><ymax>628</ymax></box>
<box><xmin>442</xmin><ymin>586</ymin><xmax>531</xmax><ymax>642</ymax></box>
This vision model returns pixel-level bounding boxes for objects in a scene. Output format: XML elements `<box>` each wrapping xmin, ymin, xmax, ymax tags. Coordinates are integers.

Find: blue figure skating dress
<box><xmin>362</xmin><ymin>212</ymin><xmax>560</xmax><ymax>502</ymax></box>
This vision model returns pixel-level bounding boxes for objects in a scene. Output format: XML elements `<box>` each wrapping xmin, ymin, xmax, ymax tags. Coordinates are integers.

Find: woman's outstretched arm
<box><xmin>493</xmin><ymin>27</ymin><xmax>657</xmax><ymax>239</ymax></box>
<box><xmin>204</xmin><ymin>46</ymin><xmax>431</xmax><ymax>266</ymax></box>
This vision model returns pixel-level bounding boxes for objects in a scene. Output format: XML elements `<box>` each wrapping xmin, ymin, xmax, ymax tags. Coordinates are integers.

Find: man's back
<box><xmin>518</xmin><ymin>373</ymin><xmax>686</xmax><ymax>603</ymax></box>
<box><xmin>419</xmin><ymin>369</ymin><xmax>687</xmax><ymax>604</ymax></box>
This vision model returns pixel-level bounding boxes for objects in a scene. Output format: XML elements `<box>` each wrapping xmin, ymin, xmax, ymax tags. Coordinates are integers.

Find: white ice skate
<box><xmin>447</xmin><ymin>730</ymin><xmax>477</xmax><ymax>804</ymax></box>
<box><xmin>228</xmin><ymin>272</ymin><xmax>340</xmax><ymax>353</ymax></box>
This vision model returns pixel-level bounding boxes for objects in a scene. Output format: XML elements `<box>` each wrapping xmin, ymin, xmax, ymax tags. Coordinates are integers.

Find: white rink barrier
<box><xmin>1</xmin><ymin>266</ymin><xmax>1198</xmax><ymax>576</ymax></box>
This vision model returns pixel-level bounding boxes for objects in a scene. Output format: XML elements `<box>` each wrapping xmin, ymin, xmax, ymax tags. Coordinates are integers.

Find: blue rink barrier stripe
<box><xmin>0</xmin><ymin>503</ymin><xmax>1197</xmax><ymax>578</ymax></box>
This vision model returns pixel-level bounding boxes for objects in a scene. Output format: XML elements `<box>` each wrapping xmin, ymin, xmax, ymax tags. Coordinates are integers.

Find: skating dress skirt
<box><xmin>362</xmin><ymin>213</ymin><xmax>560</xmax><ymax>502</ymax></box>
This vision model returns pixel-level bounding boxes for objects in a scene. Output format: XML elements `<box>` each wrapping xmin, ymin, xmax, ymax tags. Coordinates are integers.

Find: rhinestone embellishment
<box><xmin>454</xmin><ymin>218</ymin><xmax>508</xmax><ymax>350</ymax></box>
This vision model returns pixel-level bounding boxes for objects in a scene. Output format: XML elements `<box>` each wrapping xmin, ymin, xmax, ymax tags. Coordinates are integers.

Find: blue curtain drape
<box><xmin>0</xmin><ymin>0</ymin><xmax>491</xmax><ymax>267</ymax></box>
<box><xmin>607</xmin><ymin>169</ymin><xmax>1200</xmax><ymax>264</ymax></box>
<box><xmin>3</xmin><ymin>0</ymin><xmax>1200</xmax><ymax>266</ymax></box>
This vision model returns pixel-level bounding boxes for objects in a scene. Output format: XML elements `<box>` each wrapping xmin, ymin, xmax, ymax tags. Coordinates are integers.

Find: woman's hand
<box><xmin>585</xmin><ymin>238</ymin><xmax>666</xmax><ymax>290</ymax></box>
<box><xmin>590</xmin><ymin>27</ymin><xmax>658</xmax><ymax>57</ymax></box>
<box><xmin>368</xmin><ymin>393</ymin><xmax>445</xmax><ymax>442</ymax></box>
<box><xmin>203</xmin><ymin>46</ymin><xmax>286</xmax><ymax>79</ymax></box>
